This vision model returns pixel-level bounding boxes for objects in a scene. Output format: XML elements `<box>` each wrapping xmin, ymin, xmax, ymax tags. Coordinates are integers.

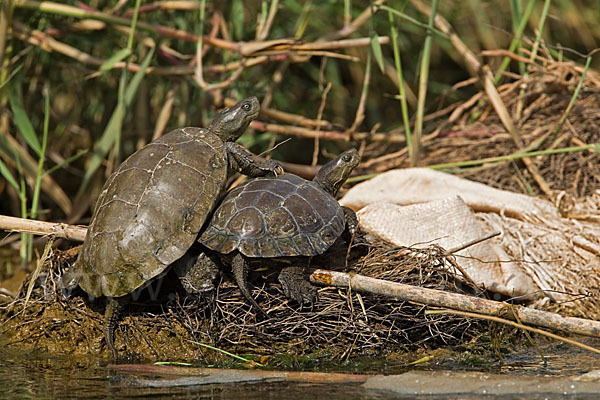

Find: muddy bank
<box><xmin>0</xmin><ymin>241</ymin><xmax>493</xmax><ymax>363</ymax></box>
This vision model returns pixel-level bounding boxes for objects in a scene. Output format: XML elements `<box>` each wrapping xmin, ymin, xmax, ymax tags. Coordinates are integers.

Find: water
<box><xmin>0</xmin><ymin>350</ymin><xmax>376</xmax><ymax>399</ymax></box>
<box><xmin>2</xmin><ymin>341</ymin><xmax>600</xmax><ymax>399</ymax></box>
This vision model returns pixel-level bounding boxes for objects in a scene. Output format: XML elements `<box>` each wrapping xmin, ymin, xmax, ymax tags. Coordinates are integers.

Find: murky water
<box><xmin>2</xmin><ymin>341</ymin><xmax>600</xmax><ymax>399</ymax></box>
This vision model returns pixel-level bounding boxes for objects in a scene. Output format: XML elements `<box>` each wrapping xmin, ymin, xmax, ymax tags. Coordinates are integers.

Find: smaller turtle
<box><xmin>199</xmin><ymin>149</ymin><xmax>360</xmax><ymax>313</ymax></box>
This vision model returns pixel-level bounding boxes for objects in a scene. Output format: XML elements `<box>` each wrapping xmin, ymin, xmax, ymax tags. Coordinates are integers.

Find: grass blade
<box><xmin>7</xmin><ymin>84</ymin><xmax>41</xmax><ymax>156</ymax></box>
<box><xmin>30</xmin><ymin>84</ymin><xmax>50</xmax><ymax>222</ymax></box>
<box><xmin>370</xmin><ymin>31</ymin><xmax>385</xmax><ymax>73</ymax></box>
<box><xmin>124</xmin><ymin>47</ymin><xmax>154</xmax><ymax>105</ymax></box>
<box><xmin>0</xmin><ymin>158</ymin><xmax>20</xmax><ymax>192</ymax></box>
<box><xmin>551</xmin><ymin>54</ymin><xmax>593</xmax><ymax>142</ymax></box>
<box><xmin>0</xmin><ymin>62</ymin><xmax>24</xmax><ymax>90</ymax></box>
<box><xmin>192</xmin><ymin>341</ymin><xmax>264</xmax><ymax>366</ymax></box>
<box><xmin>378</xmin><ymin>5</ymin><xmax>447</xmax><ymax>39</ymax></box>
<box><xmin>99</xmin><ymin>48</ymin><xmax>132</xmax><ymax>71</ymax></box>
<box><xmin>0</xmin><ymin>130</ymin><xmax>72</xmax><ymax>215</ymax></box>
<box><xmin>44</xmin><ymin>149</ymin><xmax>87</xmax><ymax>177</ymax></box>
<box><xmin>231</xmin><ymin>0</ymin><xmax>244</xmax><ymax>40</ymax></box>
<box><xmin>493</xmin><ymin>0</ymin><xmax>535</xmax><ymax>83</ymax></box>
<box><xmin>387</xmin><ymin>4</ymin><xmax>413</xmax><ymax>160</ymax></box>
<box><xmin>410</xmin><ymin>0</ymin><xmax>439</xmax><ymax>167</ymax></box>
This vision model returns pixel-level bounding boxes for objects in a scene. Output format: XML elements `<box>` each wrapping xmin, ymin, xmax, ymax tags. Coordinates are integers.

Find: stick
<box><xmin>109</xmin><ymin>364</ymin><xmax>369</xmax><ymax>385</ymax></box>
<box><xmin>0</xmin><ymin>215</ymin><xmax>87</xmax><ymax>241</ymax></box>
<box><xmin>310</xmin><ymin>269</ymin><xmax>600</xmax><ymax>338</ymax></box>
<box><xmin>429</xmin><ymin>309</ymin><xmax>600</xmax><ymax>355</ymax></box>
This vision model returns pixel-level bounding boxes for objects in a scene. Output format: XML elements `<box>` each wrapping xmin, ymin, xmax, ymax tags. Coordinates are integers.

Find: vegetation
<box><xmin>0</xmin><ymin>1</ymin><xmax>598</xmax><ymax>262</ymax></box>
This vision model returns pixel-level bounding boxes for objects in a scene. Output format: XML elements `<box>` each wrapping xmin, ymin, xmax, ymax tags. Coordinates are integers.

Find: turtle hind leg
<box><xmin>231</xmin><ymin>253</ymin><xmax>267</xmax><ymax>317</ymax></box>
<box><xmin>278</xmin><ymin>266</ymin><xmax>318</xmax><ymax>307</ymax></box>
<box><xmin>104</xmin><ymin>297</ymin><xmax>126</xmax><ymax>360</ymax></box>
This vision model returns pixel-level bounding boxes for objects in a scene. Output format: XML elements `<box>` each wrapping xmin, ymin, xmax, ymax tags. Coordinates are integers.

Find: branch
<box><xmin>0</xmin><ymin>215</ymin><xmax>87</xmax><ymax>241</ymax></box>
<box><xmin>310</xmin><ymin>269</ymin><xmax>600</xmax><ymax>338</ymax></box>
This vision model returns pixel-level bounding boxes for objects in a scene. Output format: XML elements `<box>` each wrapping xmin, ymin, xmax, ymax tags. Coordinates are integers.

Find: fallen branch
<box><xmin>310</xmin><ymin>269</ymin><xmax>600</xmax><ymax>338</ymax></box>
<box><xmin>109</xmin><ymin>364</ymin><xmax>369</xmax><ymax>386</ymax></box>
<box><xmin>0</xmin><ymin>215</ymin><xmax>87</xmax><ymax>241</ymax></box>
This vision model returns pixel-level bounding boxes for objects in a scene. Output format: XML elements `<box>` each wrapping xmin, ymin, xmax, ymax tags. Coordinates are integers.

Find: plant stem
<box><xmin>387</xmin><ymin>6</ymin><xmax>413</xmax><ymax>161</ymax></box>
<box><xmin>410</xmin><ymin>0</ymin><xmax>438</xmax><ymax>167</ymax></box>
<box><xmin>27</xmin><ymin>84</ymin><xmax>50</xmax><ymax>260</ymax></box>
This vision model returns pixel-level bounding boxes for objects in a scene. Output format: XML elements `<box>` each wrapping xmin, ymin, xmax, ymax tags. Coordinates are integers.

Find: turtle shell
<box><xmin>200</xmin><ymin>174</ymin><xmax>345</xmax><ymax>258</ymax></box>
<box><xmin>78</xmin><ymin>127</ymin><xmax>228</xmax><ymax>297</ymax></box>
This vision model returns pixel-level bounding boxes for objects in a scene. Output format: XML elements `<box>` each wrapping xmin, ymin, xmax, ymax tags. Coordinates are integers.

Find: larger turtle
<box><xmin>199</xmin><ymin>149</ymin><xmax>360</xmax><ymax>314</ymax></box>
<box><xmin>62</xmin><ymin>96</ymin><xmax>281</xmax><ymax>358</ymax></box>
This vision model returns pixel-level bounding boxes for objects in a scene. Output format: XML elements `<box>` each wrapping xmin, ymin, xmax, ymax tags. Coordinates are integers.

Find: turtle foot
<box><xmin>263</xmin><ymin>159</ymin><xmax>284</xmax><ymax>177</ymax></box>
<box><xmin>174</xmin><ymin>248</ymin><xmax>220</xmax><ymax>294</ymax></box>
<box><xmin>278</xmin><ymin>267</ymin><xmax>318</xmax><ymax>307</ymax></box>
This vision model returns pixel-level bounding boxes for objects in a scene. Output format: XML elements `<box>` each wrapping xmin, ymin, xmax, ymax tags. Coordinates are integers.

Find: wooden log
<box><xmin>310</xmin><ymin>269</ymin><xmax>600</xmax><ymax>338</ymax></box>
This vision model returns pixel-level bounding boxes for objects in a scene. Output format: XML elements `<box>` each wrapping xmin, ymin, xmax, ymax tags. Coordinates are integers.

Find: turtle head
<box><xmin>209</xmin><ymin>96</ymin><xmax>260</xmax><ymax>142</ymax></box>
<box><xmin>313</xmin><ymin>148</ymin><xmax>360</xmax><ymax>196</ymax></box>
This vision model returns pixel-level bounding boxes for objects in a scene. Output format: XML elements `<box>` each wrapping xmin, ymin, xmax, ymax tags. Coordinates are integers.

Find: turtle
<box><xmin>62</xmin><ymin>96</ymin><xmax>282</xmax><ymax>358</ymax></box>
<box><xmin>198</xmin><ymin>148</ymin><xmax>361</xmax><ymax>314</ymax></box>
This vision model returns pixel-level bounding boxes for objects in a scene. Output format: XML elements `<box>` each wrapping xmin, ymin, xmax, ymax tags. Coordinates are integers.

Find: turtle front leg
<box><xmin>231</xmin><ymin>252</ymin><xmax>267</xmax><ymax>317</ymax></box>
<box><xmin>226</xmin><ymin>142</ymin><xmax>283</xmax><ymax>178</ymax></box>
<box><xmin>342</xmin><ymin>206</ymin><xmax>358</xmax><ymax>238</ymax></box>
<box><xmin>104</xmin><ymin>297</ymin><xmax>127</xmax><ymax>360</ymax></box>
<box><xmin>278</xmin><ymin>266</ymin><xmax>318</xmax><ymax>307</ymax></box>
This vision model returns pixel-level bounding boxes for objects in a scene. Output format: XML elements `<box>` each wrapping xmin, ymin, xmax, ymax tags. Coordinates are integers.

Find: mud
<box><xmin>1</xmin><ymin>241</ymin><xmax>493</xmax><ymax>363</ymax></box>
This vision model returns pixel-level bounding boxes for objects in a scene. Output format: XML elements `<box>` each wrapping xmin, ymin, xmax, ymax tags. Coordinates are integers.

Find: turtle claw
<box><xmin>263</xmin><ymin>159</ymin><xmax>284</xmax><ymax>177</ymax></box>
<box><xmin>278</xmin><ymin>267</ymin><xmax>318</xmax><ymax>307</ymax></box>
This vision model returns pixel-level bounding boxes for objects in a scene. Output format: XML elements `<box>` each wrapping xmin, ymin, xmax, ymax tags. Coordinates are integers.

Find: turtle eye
<box><xmin>342</xmin><ymin>154</ymin><xmax>352</xmax><ymax>162</ymax></box>
<box><xmin>241</xmin><ymin>103</ymin><xmax>251</xmax><ymax>111</ymax></box>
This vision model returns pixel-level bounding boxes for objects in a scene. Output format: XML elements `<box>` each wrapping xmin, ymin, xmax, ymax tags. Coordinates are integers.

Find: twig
<box><xmin>250</xmin><ymin>121</ymin><xmax>407</xmax><ymax>143</ymax></box>
<box><xmin>257</xmin><ymin>138</ymin><xmax>291</xmax><ymax>157</ymax></box>
<box><xmin>346</xmin><ymin>47</ymin><xmax>371</xmax><ymax>139</ymax></box>
<box><xmin>224</xmin><ymin>97</ymin><xmax>335</xmax><ymax>130</ymax></box>
<box><xmin>322</xmin><ymin>0</ymin><xmax>385</xmax><ymax>41</ymax></box>
<box><xmin>151</xmin><ymin>82</ymin><xmax>177</xmax><ymax>141</ymax></box>
<box><xmin>445</xmin><ymin>231</ymin><xmax>500</xmax><ymax>254</ymax></box>
<box><xmin>123</xmin><ymin>1</ymin><xmax>204</xmax><ymax>17</ymax></box>
<box><xmin>0</xmin><ymin>288</ymin><xmax>16</xmax><ymax>298</ymax></box>
<box><xmin>313</xmin><ymin>82</ymin><xmax>332</xmax><ymax>165</ymax></box>
<box><xmin>310</xmin><ymin>269</ymin><xmax>600</xmax><ymax>338</ymax></box>
<box><xmin>429</xmin><ymin>309</ymin><xmax>600</xmax><ymax>355</ymax></box>
<box><xmin>277</xmin><ymin>162</ymin><xmax>319</xmax><ymax>180</ymax></box>
<box><xmin>0</xmin><ymin>215</ymin><xmax>87</xmax><ymax>241</ymax></box>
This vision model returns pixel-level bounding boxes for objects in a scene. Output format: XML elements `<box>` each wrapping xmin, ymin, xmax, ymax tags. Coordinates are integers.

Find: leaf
<box><xmin>99</xmin><ymin>48</ymin><xmax>132</xmax><ymax>71</ymax></box>
<box><xmin>370</xmin><ymin>31</ymin><xmax>385</xmax><ymax>73</ymax></box>
<box><xmin>7</xmin><ymin>85</ymin><xmax>41</xmax><ymax>156</ymax></box>
<box><xmin>124</xmin><ymin>47</ymin><xmax>155</xmax><ymax>105</ymax></box>
<box><xmin>0</xmin><ymin>158</ymin><xmax>20</xmax><ymax>193</ymax></box>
